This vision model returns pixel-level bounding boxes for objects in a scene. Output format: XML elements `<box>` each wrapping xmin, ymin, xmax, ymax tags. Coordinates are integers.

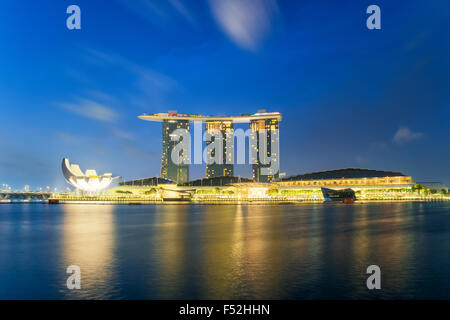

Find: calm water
<box><xmin>1</xmin><ymin>202</ymin><xmax>450</xmax><ymax>299</ymax></box>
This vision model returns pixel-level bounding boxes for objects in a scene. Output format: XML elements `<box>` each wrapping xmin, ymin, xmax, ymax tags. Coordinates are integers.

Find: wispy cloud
<box><xmin>115</xmin><ymin>0</ymin><xmax>168</xmax><ymax>21</ymax></box>
<box><xmin>209</xmin><ymin>0</ymin><xmax>279</xmax><ymax>51</ymax></box>
<box><xmin>169</xmin><ymin>0</ymin><xmax>195</xmax><ymax>24</ymax></box>
<box><xmin>85</xmin><ymin>48</ymin><xmax>177</xmax><ymax>109</ymax></box>
<box><xmin>60</xmin><ymin>98</ymin><xmax>118</xmax><ymax>123</ymax></box>
<box><xmin>115</xmin><ymin>0</ymin><xmax>195</xmax><ymax>25</ymax></box>
<box><xmin>133</xmin><ymin>67</ymin><xmax>177</xmax><ymax>94</ymax></box>
<box><xmin>112</xmin><ymin>129</ymin><xmax>134</xmax><ymax>140</ymax></box>
<box><xmin>393</xmin><ymin>126</ymin><xmax>424</xmax><ymax>144</ymax></box>
<box><xmin>56</xmin><ymin>131</ymin><xmax>82</xmax><ymax>145</ymax></box>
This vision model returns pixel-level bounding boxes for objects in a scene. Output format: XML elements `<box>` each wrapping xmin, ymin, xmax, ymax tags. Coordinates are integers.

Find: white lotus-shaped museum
<box><xmin>62</xmin><ymin>158</ymin><xmax>120</xmax><ymax>193</ymax></box>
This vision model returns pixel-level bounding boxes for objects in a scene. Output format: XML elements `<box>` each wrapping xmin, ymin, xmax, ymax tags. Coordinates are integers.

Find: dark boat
<box><xmin>321</xmin><ymin>188</ymin><xmax>356</xmax><ymax>203</ymax></box>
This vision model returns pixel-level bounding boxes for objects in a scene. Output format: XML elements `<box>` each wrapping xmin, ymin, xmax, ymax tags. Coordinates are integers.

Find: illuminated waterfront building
<box><xmin>205</xmin><ymin>120</ymin><xmax>234</xmax><ymax>178</ymax></box>
<box><xmin>61</xmin><ymin>158</ymin><xmax>120</xmax><ymax>193</ymax></box>
<box><xmin>279</xmin><ymin>168</ymin><xmax>413</xmax><ymax>187</ymax></box>
<box><xmin>161</xmin><ymin>113</ymin><xmax>190</xmax><ymax>184</ymax></box>
<box><xmin>250</xmin><ymin>112</ymin><xmax>280</xmax><ymax>183</ymax></box>
<box><xmin>98</xmin><ymin>169</ymin><xmax>448</xmax><ymax>202</ymax></box>
<box><xmin>139</xmin><ymin>110</ymin><xmax>282</xmax><ymax>184</ymax></box>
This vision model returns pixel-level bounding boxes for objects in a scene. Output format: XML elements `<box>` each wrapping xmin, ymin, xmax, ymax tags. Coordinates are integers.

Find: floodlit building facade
<box><xmin>139</xmin><ymin>110</ymin><xmax>282</xmax><ymax>184</ymax></box>
<box><xmin>61</xmin><ymin>158</ymin><xmax>120</xmax><ymax>193</ymax></box>
<box><xmin>250</xmin><ymin>117</ymin><xmax>280</xmax><ymax>183</ymax></box>
<box><xmin>205</xmin><ymin>120</ymin><xmax>234</xmax><ymax>178</ymax></box>
<box><xmin>160</xmin><ymin>114</ymin><xmax>190</xmax><ymax>184</ymax></box>
<box><xmin>107</xmin><ymin>169</ymin><xmax>447</xmax><ymax>202</ymax></box>
<box><xmin>279</xmin><ymin>168</ymin><xmax>413</xmax><ymax>188</ymax></box>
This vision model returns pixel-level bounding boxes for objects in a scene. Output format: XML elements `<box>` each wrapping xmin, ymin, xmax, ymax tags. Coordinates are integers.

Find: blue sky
<box><xmin>0</xmin><ymin>0</ymin><xmax>449</xmax><ymax>190</ymax></box>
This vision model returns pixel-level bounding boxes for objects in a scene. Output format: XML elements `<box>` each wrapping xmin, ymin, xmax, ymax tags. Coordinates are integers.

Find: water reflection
<box><xmin>349</xmin><ymin>204</ymin><xmax>370</xmax><ymax>298</ymax></box>
<box><xmin>1</xmin><ymin>202</ymin><xmax>450</xmax><ymax>299</ymax></box>
<box><xmin>152</xmin><ymin>205</ymin><xmax>189</xmax><ymax>298</ymax></box>
<box><xmin>363</xmin><ymin>203</ymin><xmax>416</xmax><ymax>298</ymax></box>
<box><xmin>61</xmin><ymin>205</ymin><xmax>116</xmax><ymax>299</ymax></box>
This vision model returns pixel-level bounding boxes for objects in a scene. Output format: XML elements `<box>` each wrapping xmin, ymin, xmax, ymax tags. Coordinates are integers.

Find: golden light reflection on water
<box><xmin>351</xmin><ymin>204</ymin><xmax>369</xmax><ymax>267</ymax></box>
<box><xmin>349</xmin><ymin>204</ymin><xmax>370</xmax><ymax>297</ymax></box>
<box><xmin>152</xmin><ymin>205</ymin><xmax>189</xmax><ymax>298</ymax></box>
<box><xmin>282</xmin><ymin>204</ymin><xmax>323</xmax><ymax>295</ymax></box>
<box><xmin>50</xmin><ymin>202</ymin><xmax>439</xmax><ymax>299</ymax></box>
<box><xmin>372</xmin><ymin>203</ymin><xmax>415</xmax><ymax>296</ymax></box>
<box><xmin>61</xmin><ymin>204</ymin><xmax>116</xmax><ymax>299</ymax></box>
<box><xmin>201</xmin><ymin>205</ymin><xmax>288</xmax><ymax>299</ymax></box>
<box><xmin>202</xmin><ymin>205</ymin><xmax>239</xmax><ymax>298</ymax></box>
<box><xmin>252</xmin><ymin>205</ymin><xmax>288</xmax><ymax>298</ymax></box>
<box><xmin>346</xmin><ymin>203</ymin><xmax>416</xmax><ymax>298</ymax></box>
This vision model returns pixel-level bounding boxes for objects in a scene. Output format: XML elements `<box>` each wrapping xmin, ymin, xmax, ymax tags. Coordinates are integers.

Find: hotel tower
<box><xmin>250</xmin><ymin>117</ymin><xmax>280</xmax><ymax>183</ymax></box>
<box><xmin>139</xmin><ymin>110</ymin><xmax>281</xmax><ymax>184</ymax></box>
<box><xmin>160</xmin><ymin>112</ymin><xmax>190</xmax><ymax>184</ymax></box>
<box><xmin>205</xmin><ymin>120</ymin><xmax>234</xmax><ymax>178</ymax></box>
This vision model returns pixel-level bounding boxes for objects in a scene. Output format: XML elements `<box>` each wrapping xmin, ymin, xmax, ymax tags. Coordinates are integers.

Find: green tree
<box><xmin>144</xmin><ymin>188</ymin><xmax>157</xmax><ymax>195</ymax></box>
<box><xmin>116</xmin><ymin>190</ymin><xmax>132</xmax><ymax>194</ymax></box>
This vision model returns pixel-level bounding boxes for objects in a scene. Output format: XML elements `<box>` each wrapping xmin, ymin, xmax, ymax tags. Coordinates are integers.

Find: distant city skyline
<box><xmin>0</xmin><ymin>0</ymin><xmax>449</xmax><ymax>190</ymax></box>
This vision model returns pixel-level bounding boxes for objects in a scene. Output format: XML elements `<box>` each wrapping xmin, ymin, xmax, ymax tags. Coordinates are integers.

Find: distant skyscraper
<box><xmin>205</xmin><ymin>120</ymin><xmax>234</xmax><ymax>178</ymax></box>
<box><xmin>250</xmin><ymin>117</ymin><xmax>280</xmax><ymax>183</ymax></box>
<box><xmin>161</xmin><ymin>117</ymin><xmax>190</xmax><ymax>184</ymax></box>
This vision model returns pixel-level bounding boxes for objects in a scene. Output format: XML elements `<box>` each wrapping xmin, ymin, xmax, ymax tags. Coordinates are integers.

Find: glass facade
<box><xmin>140</xmin><ymin>111</ymin><xmax>282</xmax><ymax>184</ymax></box>
<box><xmin>161</xmin><ymin>119</ymin><xmax>190</xmax><ymax>184</ymax></box>
<box><xmin>250</xmin><ymin>118</ymin><xmax>280</xmax><ymax>183</ymax></box>
<box><xmin>205</xmin><ymin>121</ymin><xmax>234</xmax><ymax>178</ymax></box>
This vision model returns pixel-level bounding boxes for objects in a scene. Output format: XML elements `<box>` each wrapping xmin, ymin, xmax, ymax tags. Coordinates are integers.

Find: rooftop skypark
<box><xmin>138</xmin><ymin>110</ymin><xmax>282</xmax><ymax>123</ymax></box>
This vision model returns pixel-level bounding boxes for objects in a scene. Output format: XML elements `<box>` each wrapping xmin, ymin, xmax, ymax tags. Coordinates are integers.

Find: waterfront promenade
<box><xmin>46</xmin><ymin>193</ymin><xmax>450</xmax><ymax>205</ymax></box>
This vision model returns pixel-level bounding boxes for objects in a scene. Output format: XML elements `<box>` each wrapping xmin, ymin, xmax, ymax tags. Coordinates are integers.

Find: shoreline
<box><xmin>1</xmin><ymin>198</ymin><xmax>449</xmax><ymax>205</ymax></box>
